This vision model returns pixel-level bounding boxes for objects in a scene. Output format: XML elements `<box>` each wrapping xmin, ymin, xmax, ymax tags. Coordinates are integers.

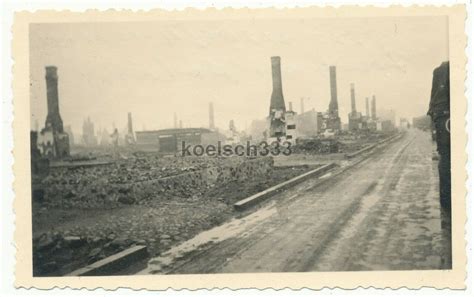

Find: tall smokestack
<box><xmin>289</xmin><ymin>101</ymin><xmax>293</xmax><ymax>112</ymax></box>
<box><xmin>350</xmin><ymin>83</ymin><xmax>356</xmax><ymax>114</ymax></box>
<box><xmin>329</xmin><ymin>66</ymin><xmax>339</xmax><ymax>116</ymax></box>
<box><xmin>45</xmin><ymin>66</ymin><xmax>64</xmax><ymax>133</ymax></box>
<box><xmin>209</xmin><ymin>102</ymin><xmax>215</xmax><ymax>130</ymax></box>
<box><xmin>179</xmin><ymin>120</ymin><xmax>183</xmax><ymax>129</ymax></box>
<box><xmin>371</xmin><ymin>95</ymin><xmax>377</xmax><ymax>120</ymax></box>
<box><xmin>365</xmin><ymin>97</ymin><xmax>370</xmax><ymax>117</ymax></box>
<box><xmin>300</xmin><ymin>97</ymin><xmax>304</xmax><ymax>114</ymax></box>
<box><xmin>127</xmin><ymin>112</ymin><xmax>134</xmax><ymax>135</ymax></box>
<box><xmin>269</xmin><ymin>56</ymin><xmax>286</xmax><ymax>114</ymax></box>
<box><xmin>174</xmin><ymin>113</ymin><xmax>178</xmax><ymax>129</ymax></box>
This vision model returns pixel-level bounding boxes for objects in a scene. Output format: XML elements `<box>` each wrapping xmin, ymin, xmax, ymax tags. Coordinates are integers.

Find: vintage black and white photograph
<box><xmin>22</xmin><ymin>9</ymin><xmax>463</xmax><ymax>283</ymax></box>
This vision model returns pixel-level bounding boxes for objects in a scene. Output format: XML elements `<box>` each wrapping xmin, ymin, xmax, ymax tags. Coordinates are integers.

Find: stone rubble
<box><xmin>40</xmin><ymin>155</ymin><xmax>273</xmax><ymax>209</ymax></box>
<box><xmin>33</xmin><ymin>155</ymin><xmax>310</xmax><ymax>275</ymax></box>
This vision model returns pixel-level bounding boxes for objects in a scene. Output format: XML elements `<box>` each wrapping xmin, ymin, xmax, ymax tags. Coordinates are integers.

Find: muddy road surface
<box><xmin>140</xmin><ymin>129</ymin><xmax>450</xmax><ymax>274</ymax></box>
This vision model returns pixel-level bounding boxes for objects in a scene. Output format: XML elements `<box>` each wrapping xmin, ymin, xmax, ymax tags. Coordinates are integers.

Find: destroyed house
<box><xmin>135</xmin><ymin>128</ymin><xmax>222</xmax><ymax>153</ymax></box>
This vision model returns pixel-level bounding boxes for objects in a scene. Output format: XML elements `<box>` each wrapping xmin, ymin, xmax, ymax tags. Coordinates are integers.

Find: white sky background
<box><xmin>29</xmin><ymin>16</ymin><xmax>448</xmax><ymax>135</ymax></box>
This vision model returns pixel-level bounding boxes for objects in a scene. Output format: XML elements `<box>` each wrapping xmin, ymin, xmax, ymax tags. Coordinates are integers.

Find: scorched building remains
<box><xmin>36</xmin><ymin>66</ymin><xmax>70</xmax><ymax>158</ymax></box>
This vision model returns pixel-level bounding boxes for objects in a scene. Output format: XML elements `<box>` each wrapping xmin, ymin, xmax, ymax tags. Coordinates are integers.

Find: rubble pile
<box><xmin>57</xmin><ymin>199</ymin><xmax>232</xmax><ymax>259</ymax></box>
<box><xmin>337</xmin><ymin>141</ymin><xmax>367</xmax><ymax>153</ymax></box>
<box><xmin>32</xmin><ymin>164</ymin><xmax>312</xmax><ymax>276</ymax></box>
<box><xmin>293</xmin><ymin>132</ymin><xmax>395</xmax><ymax>155</ymax></box>
<box><xmin>337</xmin><ymin>132</ymin><xmax>393</xmax><ymax>153</ymax></box>
<box><xmin>206</xmin><ymin>165</ymin><xmax>314</xmax><ymax>205</ymax></box>
<box><xmin>41</xmin><ymin>156</ymin><xmax>274</xmax><ymax>208</ymax></box>
<box><xmin>293</xmin><ymin>139</ymin><xmax>340</xmax><ymax>154</ymax></box>
<box><xmin>33</xmin><ymin>231</ymin><xmax>136</xmax><ymax>276</ymax></box>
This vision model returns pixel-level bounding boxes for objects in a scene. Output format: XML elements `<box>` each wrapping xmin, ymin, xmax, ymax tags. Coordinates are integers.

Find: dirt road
<box><xmin>141</xmin><ymin>129</ymin><xmax>450</xmax><ymax>274</ymax></box>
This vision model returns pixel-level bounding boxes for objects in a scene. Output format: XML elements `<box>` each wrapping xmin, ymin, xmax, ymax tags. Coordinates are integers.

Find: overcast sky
<box><xmin>30</xmin><ymin>16</ymin><xmax>448</xmax><ymax>135</ymax></box>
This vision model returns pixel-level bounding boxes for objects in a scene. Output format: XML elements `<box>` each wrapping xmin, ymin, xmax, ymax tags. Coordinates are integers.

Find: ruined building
<box><xmin>64</xmin><ymin>125</ymin><xmax>74</xmax><ymax>146</ymax></box>
<box><xmin>136</xmin><ymin>128</ymin><xmax>225</xmax><ymax>153</ymax></box>
<box><xmin>285</xmin><ymin>103</ymin><xmax>297</xmax><ymax>142</ymax></box>
<box><xmin>111</xmin><ymin>128</ymin><xmax>119</xmax><ymax>147</ymax></box>
<box><xmin>326</xmin><ymin>66</ymin><xmax>341</xmax><ymax>131</ymax></box>
<box><xmin>378</xmin><ymin>109</ymin><xmax>396</xmax><ymax>126</ymax></box>
<box><xmin>365</xmin><ymin>95</ymin><xmax>379</xmax><ymax>131</ymax></box>
<box><xmin>125</xmin><ymin>112</ymin><xmax>135</xmax><ymax>145</ymax></box>
<box><xmin>375</xmin><ymin>109</ymin><xmax>396</xmax><ymax>132</ymax></box>
<box><xmin>348</xmin><ymin>83</ymin><xmax>363</xmax><ymax>131</ymax></box>
<box><xmin>286</xmin><ymin>101</ymin><xmax>322</xmax><ymax>138</ymax></box>
<box><xmin>99</xmin><ymin>128</ymin><xmax>110</xmax><ymax>146</ymax></box>
<box><xmin>399</xmin><ymin>118</ymin><xmax>409</xmax><ymax>130</ymax></box>
<box><xmin>247</xmin><ymin>118</ymin><xmax>268</xmax><ymax>141</ymax></box>
<box><xmin>82</xmin><ymin>117</ymin><xmax>97</xmax><ymax>146</ymax></box>
<box><xmin>295</xmin><ymin>109</ymin><xmax>322</xmax><ymax>137</ymax></box>
<box><xmin>357</xmin><ymin>97</ymin><xmax>370</xmax><ymax>130</ymax></box>
<box><xmin>31</xmin><ymin>131</ymin><xmax>48</xmax><ymax>176</ymax></box>
<box><xmin>209</xmin><ymin>102</ymin><xmax>215</xmax><ymax>130</ymax></box>
<box><xmin>225</xmin><ymin>119</ymin><xmax>242</xmax><ymax>144</ymax></box>
<box><xmin>37</xmin><ymin>66</ymin><xmax>70</xmax><ymax>158</ymax></box>
<box><xmin>268</xmin><ymin>56</ymin><xmax>287</xmax><ymax>138</ymax></box>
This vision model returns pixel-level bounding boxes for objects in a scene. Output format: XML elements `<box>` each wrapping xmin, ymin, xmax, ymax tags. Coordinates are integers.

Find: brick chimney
<box><xmin>45</xmin><ymin>66</ymin><xmax>64</xmax><ymax>133</ymax></box>
<box><xmin>269</xmin><ymin>56</ymin><xmax>286</xmax><ymax>114</ymax></box>
<box><xmin>350</xmin><ymin>83</ymin><xmax>356</xmax><ymax>114</ymax></box>
<box><xmin>328</xmin><ymin>66</ymin><xmax>339</xmax><ymax>117</ymax></box>
<box><xmin>371</xmin><ymin>95</ymin><xmax>377</xmax><ymax>120</ymax></box>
